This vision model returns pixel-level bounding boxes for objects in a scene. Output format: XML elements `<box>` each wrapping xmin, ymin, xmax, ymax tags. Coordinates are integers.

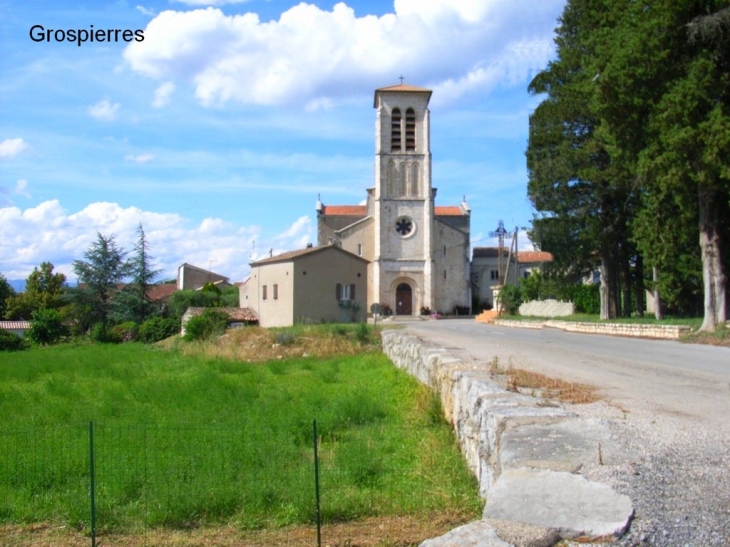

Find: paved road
<box><xmin>397</xmin><ymin>319</ymin><xmax>730</xmax><ymax>546</ymax></box>
<box><xmin>401</xmin><ymin>319</ymin><xmax>730</xmax><ymax>428</ymax></box>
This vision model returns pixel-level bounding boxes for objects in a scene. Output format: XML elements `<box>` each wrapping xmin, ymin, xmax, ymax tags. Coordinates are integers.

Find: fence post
<box><xmin>312</xmin><ymin>419</ymin><xmax>321</xmax><ymax>547</ymax></box>
<box><xmin>89</xmin><ymin>421</ymin><xmax>96</xmax><ymax>547</ymax></box>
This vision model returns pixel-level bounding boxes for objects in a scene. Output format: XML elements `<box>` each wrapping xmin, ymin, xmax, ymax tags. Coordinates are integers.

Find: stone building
<box><xmin>471</xmin><ymin>248</ymin><xmax>553</xmax><ymax>307</ymax></box>
<box><xmin>316</xmin><ymin>84</ymin><xmax>471</xmax><ymax>315</ymax></box>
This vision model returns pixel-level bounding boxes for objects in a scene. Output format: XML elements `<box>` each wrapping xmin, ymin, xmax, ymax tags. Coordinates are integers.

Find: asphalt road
<box><xmin>398</xmin><ymin>319</ymin><xmax>730</xmax><ymax>545</ymax></box>
<box><xmin>401</xmin><ymin>319</ymin><xmax>730</xmax><ymax>428</ymax></box>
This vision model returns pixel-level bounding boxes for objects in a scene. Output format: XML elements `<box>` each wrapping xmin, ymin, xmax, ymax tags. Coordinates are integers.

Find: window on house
<box><xmin>405</xmin><ymin>108</ymin><xmax>416</xmax><ymax>151</ymax></box>
<box><xmin>391</xmin><ymin>108</ymin><xmax>402</xmax><ymax>152</ymax></box>
<box><xmin>336</xmin><ymin>283</ymin><xmax>356</xmax><ymax>300</ymax></box>
<box><xmin>443</xmin><ymin>245</ymin><xmax>446</xmax><ymax>256</ymax></box>
<box><xmin>358</xmin><ymin>243</ymin><xmax>362</xmax><ymax>256</ymax></box>
<box><xmin>444</xmin><ymin>270</ymin><xmax>447</xmax><ymax>280</ymax></box>
<box><xmin>273</xmin><ymin>284</ymin><xmax>278</xmax><ymax>300</ymax></box>
<box><xmin>490</xmin><ymin>270</ymin><xmax>499</xmax><ymax>281</ymax></box>
<box><xmin>262</xmin><ymin>285</ymin><xmax>268</xmax><ymax>300</ymax></box>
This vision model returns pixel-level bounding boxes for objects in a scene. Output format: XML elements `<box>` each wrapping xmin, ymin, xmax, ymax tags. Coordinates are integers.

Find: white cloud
<box><xmin>152</xmin><ymin>81</ymin><xmax>175</xmax><ymax>107</ymax></box>
<box><xmin>136</xmin><ymin>5</ymin><xmax>156</xmax><ymax>16</ymax></box>
<box><xmin>0</xmin><ymin>138</ymin><xmax>30</xmax><ymax>159</ymax></box>
<box><xmin>172</xmin><ymin>0</ymin><xmax>249</xmax><ymax>5</ymax></box>
<box><xmin>0</xmin><ymin>200</ymin><xmax>316</xmax><ymax>282</ymax></box>
<box><xmin>88</xmin><ymin>99</ymin><xmax>121</xmax><ymax>121</ymax></box>
<box><xmin>125</xmin><ymin>153</ymin><xmax>155</xmax><ymax>163</ymax></box>
<box><xmin>123</xmin><ymin>0</ymin><xmax>563</xmax><ymax>107</ymax></box>
<box><xmin>14</xmin><ymin>179</ymin><xmax>31</xmax><ymax>198</ymax></box>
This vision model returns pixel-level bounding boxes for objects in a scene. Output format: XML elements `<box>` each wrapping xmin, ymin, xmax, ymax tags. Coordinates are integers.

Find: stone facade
<box><xmin>317</xmin><ymin>84</ymin><xmax>471</xmax><ymax>316</ymax></box>
<box><xmin>518</xmin><ymin>299</ymin><xmax>574</xmax><ymax>317</ymax></box>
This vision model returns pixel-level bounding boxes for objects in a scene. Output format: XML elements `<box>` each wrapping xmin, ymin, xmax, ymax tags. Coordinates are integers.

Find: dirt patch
<box><xmin>1</xmin><ymin>513</ymin><xmax>472</xmax><ymax>547</ymax></box>
<box><xmin>488</xmin><ymin>357</ymin><xmax>600</xmax><ymax>405</ymax></box>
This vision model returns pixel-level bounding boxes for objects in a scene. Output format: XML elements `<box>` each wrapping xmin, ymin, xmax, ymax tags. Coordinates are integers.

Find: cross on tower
<box><xmin>398</xmin><ymin>75</ymin><xmax>405</xmax><ymax>84</ymax></box>
<box><xmin>489</xmin><ymin>220</ymin><xmax>508</xmax><ymax>285</ymax></box>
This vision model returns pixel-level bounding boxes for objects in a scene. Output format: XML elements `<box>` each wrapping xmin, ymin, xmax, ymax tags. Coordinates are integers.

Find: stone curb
<box><xmin>380</xmin><ymin>330</ymin><xmax>634</xmax><ymax>546</ymax></box>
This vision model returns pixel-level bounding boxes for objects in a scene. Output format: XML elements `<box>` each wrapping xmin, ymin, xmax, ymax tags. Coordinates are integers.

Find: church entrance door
<box><xmin>395</xmin><ymin>283</ymin><xmax>413</xmax><ymax>315</ymax></box>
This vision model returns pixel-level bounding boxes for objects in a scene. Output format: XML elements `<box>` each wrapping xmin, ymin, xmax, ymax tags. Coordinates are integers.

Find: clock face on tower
<box><xmin>395</xmin><ymin>216</ymin><xmax>414</xmax><ymax>237</ymax></box>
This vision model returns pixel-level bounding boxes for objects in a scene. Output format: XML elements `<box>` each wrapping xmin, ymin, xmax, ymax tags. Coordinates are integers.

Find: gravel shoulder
<box><xmin>399</xmin><ymin>319</ymin><xmax>730</xmax><ymax>547</ymax></box>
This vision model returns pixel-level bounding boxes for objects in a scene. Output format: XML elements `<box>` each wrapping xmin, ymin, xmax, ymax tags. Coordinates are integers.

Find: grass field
<box><xmin>0</xmin><ymin>326</ymin><xmax>482</xmax><ymax>543</ymax></box>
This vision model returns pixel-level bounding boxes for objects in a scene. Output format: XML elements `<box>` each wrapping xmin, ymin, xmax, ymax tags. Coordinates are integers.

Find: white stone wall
<box><xmin>492</xmin><ymin>319</ymin><xmax>691</xmax><ymax>340</ymax></box>
<box><xmin>518</xmin><ymin>299</ymin><xmax>574</xmax><ymax>317</ymax></box>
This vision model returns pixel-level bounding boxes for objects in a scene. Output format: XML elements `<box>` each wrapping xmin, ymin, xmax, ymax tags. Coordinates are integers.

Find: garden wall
<box><xmin>518</xmin><ymin>299</ymin><xmax>574</xmax><ymax>317</ymax></box>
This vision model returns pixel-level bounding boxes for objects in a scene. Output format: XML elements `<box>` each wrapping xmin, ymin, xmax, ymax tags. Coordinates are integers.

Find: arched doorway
<box><xmin>395</xmin><ymin>283</ymin><xmax>413</xmax><ymax>315</ymax></box>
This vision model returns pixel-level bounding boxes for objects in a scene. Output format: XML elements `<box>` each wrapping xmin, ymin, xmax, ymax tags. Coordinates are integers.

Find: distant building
<box><xmin>0</xmin><ymin>321</ymin><xmax>30</xmax><ymax>338</ymax></box>
<box><xmin>240</xmin><ymin>245</ymin><xmax>368</xmax><ymax>328</ymax></box>
<box><xmin>471</xmin><ymin>248</ymin><xmax>553</xmax><ymax>307</ymax></box>
<box><xmin>177</xmin><ymin>263</ymin><xmax>231</xmax><ymax>291</ymax></box>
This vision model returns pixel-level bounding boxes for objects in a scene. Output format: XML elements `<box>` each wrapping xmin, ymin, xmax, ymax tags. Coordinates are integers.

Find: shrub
<box><xmin>573</xmin><ymin>284</ymin><xmax>600</xmax><ymax>314</ymax></box>
<box><xmin>89</xmin><ymin>322</ymin><xmax>122</xmax><ymax>344</ymax></box>
<box><xmin>0</xmin><ymin>328</ymin><xmax>29</xmax><ymax>351</ymax></box>
<box><xmin>275</xmin><ymin>331</ymin><xmax>295</xmax><ymax>346</ymax></box>
<box><xmin>355</xmin><ymin>321</ymin><xmax>371</xmax><ymax>344</ymax></box>
<box><xmin>110</xmin><ymin>321</ymin><xmax>139</xmax><ymax>343</ymax></box>
<box><xmin>183</xmin><ymin>309</ymin><xmax>230</xmax><ymax>341</ymax></box>
<box><xmin>420</xmin><ymin>306</ymin><xmax>432</xmax><ymax>316</ymax></box>
<box><xmin>498</xmin><ymin>285</ymin><xmax>523</xmax><ymax>315</ymax></box>
<box><xmin>139</xmin><ymin>316</ymin><xmax>179</xmax><ymax>343</ymax></box>
<box><xmin>27</xmin><ymin>309</ymin><xmax>67</xmax><ymax>346</ymax></box>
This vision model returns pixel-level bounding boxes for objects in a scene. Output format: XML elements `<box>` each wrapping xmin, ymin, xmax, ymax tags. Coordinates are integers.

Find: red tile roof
<box><xmin>251</xmin><ymin>244</ymin><xmax>367</xmax><ymax>266</ymax></box>
<box><xmin>435</xmin><ymin>206</ymin><xmax>464</xmax><ymax>216</ymax></box>
<box><xmin>472</xmin><ymin>248</ymin><xmax>554</xmax><ymax>263</ymax></box>
<box><xmin>321</xmin><ymin>205</ymin><xmax>367</xmax><ymax>216</ymax></box>
<box><xmin>517</xmin><ymin>251</ymin><xmax>554</xmax><ymax>263</ymax></box>
<box><xmin>146</xmin><ymin>283</ymin><xmax>177</xmax><ymax>301</ymax></box>
<box><xmin>0</xmin><ymin>321</ymin><xmax>30</xmax><ymax>330</ymax></box>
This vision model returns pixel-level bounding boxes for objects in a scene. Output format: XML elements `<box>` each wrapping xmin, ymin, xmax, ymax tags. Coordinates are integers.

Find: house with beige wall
<box><xmin>240</xmin><ymin>245</ymin><xmax>368</xmax><ymax>327</ymax></box>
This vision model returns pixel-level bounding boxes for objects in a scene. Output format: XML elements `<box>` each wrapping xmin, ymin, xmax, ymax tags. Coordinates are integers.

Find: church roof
<box><xmin>376</xmin><ymin>83</ymin><xmax>432</xmax><ymax>93</ymax></box>
<box><xmin>321</xmin><ymin>205</ymin><xmax>367</xmax><ymax>216</ymax></box>
<box><xmin>374</xmin><ymin>83</ymin><xmax>432</xmax><ymax>106</ymax></box>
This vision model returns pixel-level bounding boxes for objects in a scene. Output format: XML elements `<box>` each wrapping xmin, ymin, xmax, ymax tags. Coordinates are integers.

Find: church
<box><xmin>241</xmin><ymin>84</ymin><xmax>471</xmax><ymax>325</ymax></box>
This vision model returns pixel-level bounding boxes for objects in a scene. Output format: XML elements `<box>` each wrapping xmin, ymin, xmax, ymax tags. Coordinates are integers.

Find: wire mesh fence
<box><xmin>0</xmin><ymin>420</ymin><xmax>480</xmax><ymax>547</ymax></box>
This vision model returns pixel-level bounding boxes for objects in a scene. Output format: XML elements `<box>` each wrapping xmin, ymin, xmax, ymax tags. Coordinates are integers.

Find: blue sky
<box><xmin>1</xmin><ymin>0</ymin><xmax>565</xmax><ymax>283</ymax></box>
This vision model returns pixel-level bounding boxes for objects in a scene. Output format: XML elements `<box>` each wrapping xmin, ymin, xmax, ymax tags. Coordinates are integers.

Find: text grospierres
<box><xmin>30</xmin><ymin>25</ymin><xmax>144</xmax><ymax>46</ymax></box>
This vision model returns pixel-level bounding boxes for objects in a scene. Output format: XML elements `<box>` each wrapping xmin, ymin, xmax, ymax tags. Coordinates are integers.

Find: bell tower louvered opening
<box><xmin>405</xmin><ymin>108</ymin><xmax>416</xmax><ymax>151</ymax></box>
<box><xmin>391</xmin><ymin>108</ymin><xmax>402</xmax><ymax>152</ymax></box>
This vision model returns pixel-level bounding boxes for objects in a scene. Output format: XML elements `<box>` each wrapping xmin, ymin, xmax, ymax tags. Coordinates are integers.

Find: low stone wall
<box><xmin>381</xmin><ymin>330</ymin><xmax>633</xmax><ymax>545</ymax></box>
<box><xmin>492</xmin><ymin>318</ymin><xmax>691</xmax><ymax>340</ymax></box>
<box><xmin>519</xmin><ymin>299</ymin><xmax>574</xmax><ymax>317</ymax></box>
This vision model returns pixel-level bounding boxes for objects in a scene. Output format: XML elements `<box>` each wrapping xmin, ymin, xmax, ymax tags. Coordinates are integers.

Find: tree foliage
<box><xmin>111</xmin><ymin>224</ymin><xmax>161</xmax><ymax>324</ymax></box>
<box><xmin>4</xmin><ymin>263</ymin><xmax>66</xmax><ymax>320</ymax></box>
<box><xmin>528</xmin><ymin>0</ymin><xmax>730</xmax><ymax>328</ymax></box>
<box><xmin>0</xmin><ymin>274</ymin><xmax>16</xmax><ymax>320</ymax></box>
<box><xmin>27</xmin><ymin>308</ymin><xmax>67</xmax><ymax>346</ymax></box>
<box><xmin>72</xmin><ymin>233</ymin><xmax>130</xmax><ymax>329</ymax></box>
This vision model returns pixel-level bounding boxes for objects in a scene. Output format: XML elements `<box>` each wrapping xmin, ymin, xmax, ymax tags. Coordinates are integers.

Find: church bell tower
<box><xmin>372</xmin><ymin>84</ymin><xmax>434</xmax><ymax>315</ymax></box>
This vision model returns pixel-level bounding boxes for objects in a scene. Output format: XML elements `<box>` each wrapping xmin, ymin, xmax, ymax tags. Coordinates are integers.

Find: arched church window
<box><xmin>405</xmin><ymin>108</ymin><xmax>416</xmax><ymax>151</ymax></box>
<box><xmin>391</xmin><ymin>108</ymin><xmax>402</xmax><ymax>152</ymax></box>
<box><xmin>399</xmin><ymin>163</ymin><xmax>407</xmax><ymax>196</ymax></box>
<box><xmin>388</xmin><ymin>160</ymin><xmax>397</xmax><ymax>197</ymax></box>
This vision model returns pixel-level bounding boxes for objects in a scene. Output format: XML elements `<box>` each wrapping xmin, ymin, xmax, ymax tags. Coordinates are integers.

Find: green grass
<box><xmin>0</xmin><ymin>342</ymin><xmax>481</xmax><ymax>534</ymax></box>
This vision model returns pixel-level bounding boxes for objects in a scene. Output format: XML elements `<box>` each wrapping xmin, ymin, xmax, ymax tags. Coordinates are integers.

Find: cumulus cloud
<box><xmin>88</xmin><ymin>99</ymin><xmax>121</xmax><ymax>121</ymax></box>
<box><xmin>123</xmin><ymin>0</ymin><xmax>563</xmax><ymax>107</ymax></box>
<box><xmin>0</xmin><ymin>138</ymin><xmax>30</xmax><ymax>159</ymax></box>
<box><xmin>172</xmin><ymin>0</ymin><xmax>249</xmax><ymax>5</ymax></box>
<box><xmin>0</xmin><ymin>200</ymin><xmax>315</xmax><ymax>282</ymax></box>
<box><xmin>152</xmin><ymin>81</ymin><xmax>175</xmax><ymax>107</ymax></box>
<box><xmin>125</xmin><ymin>153</ymin><xmax>155</xmax><ymax>163</ymax></box>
